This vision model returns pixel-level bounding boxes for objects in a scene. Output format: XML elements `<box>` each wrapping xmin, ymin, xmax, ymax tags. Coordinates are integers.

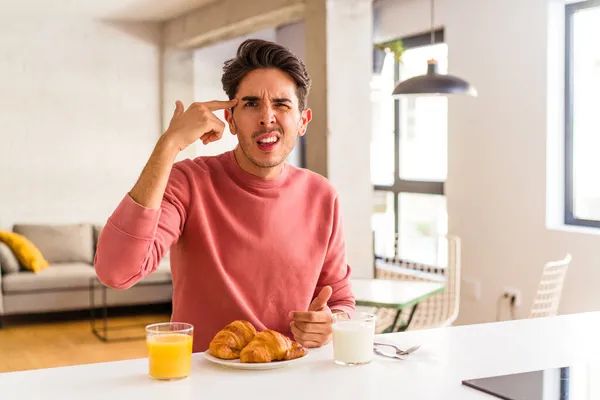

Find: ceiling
<box><xmin>0</xmin><ymin>0</ymin><xmax>220</xmax><ymax>20</ymax></box>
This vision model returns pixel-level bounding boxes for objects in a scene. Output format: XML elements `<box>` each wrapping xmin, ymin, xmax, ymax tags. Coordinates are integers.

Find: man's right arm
<box><xmin>93</xmin><ymin>132</ymin><xmax>190</xmax><ymax>289</ymax></box>
<box><xmin>94</xmin><ymin>99</ymin><xmax>237</xmax><ymax>289</ymax></box>
<box><xmin>128</xmin><ymin>137</ymin><xmax>180</xmax><ymax>210</ymax></box>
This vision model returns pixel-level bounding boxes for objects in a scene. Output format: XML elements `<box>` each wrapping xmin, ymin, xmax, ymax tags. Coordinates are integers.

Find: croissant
<box><xmin>208</xmin><ymin>320</ymin><xmax>257</xmax><ymax>359</ymax></box>
<box><xmin>239</xmin><ymin>330</ymin><xmax>307</xmax><ymax>363</ymax></box>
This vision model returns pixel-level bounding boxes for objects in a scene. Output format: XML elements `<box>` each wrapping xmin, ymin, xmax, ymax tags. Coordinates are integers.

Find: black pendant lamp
<box><xmin>392</xmin><ymin>0</ymin><xmax>477</xmax><ymax>97</ymax></box>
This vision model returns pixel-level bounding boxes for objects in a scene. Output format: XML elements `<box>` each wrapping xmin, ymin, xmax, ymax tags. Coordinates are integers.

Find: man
<box><xmin>94</xmin><ymin>39</ymin><xmax>355</xmax><ymax>353</ymax></box>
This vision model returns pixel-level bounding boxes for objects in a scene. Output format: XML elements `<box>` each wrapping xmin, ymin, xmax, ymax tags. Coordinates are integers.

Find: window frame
<box><xmin>564</xmin><ymin>0</ymin><xmax>600</xmax><ymax>228</ymax></box>
<box><xmin>373</xmin><ymin>29</ymin><xmax>446</xmax><ymax>260</ymax></box>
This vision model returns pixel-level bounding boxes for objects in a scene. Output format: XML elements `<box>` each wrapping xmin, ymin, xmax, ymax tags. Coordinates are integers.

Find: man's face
<box><xmin>224</xmin><ymin>68</ymin><xmax>311</xmax><ymax>169</ymax></box>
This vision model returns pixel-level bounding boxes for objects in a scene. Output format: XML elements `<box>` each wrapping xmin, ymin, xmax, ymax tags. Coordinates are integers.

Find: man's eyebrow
<box><xmin>240</xmin><ymin>96</ymin><xmax>292</xmax><ymax>103</ymax></box>
<box><xmin>272</xmin><ymin>98</ymin><xmax>292</xmax><ymax>103</ymax></box>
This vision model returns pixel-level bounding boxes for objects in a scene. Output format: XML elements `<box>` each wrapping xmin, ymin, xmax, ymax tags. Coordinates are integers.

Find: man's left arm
<box><xmin>315</xmin><ymin>194</ymin><xmax>355</xmax><ymax>316</ymax></box>
<box><xmin>289</xmin><ymin>195</ymin><xmax>355</xmax><ymax>347</ymax></box>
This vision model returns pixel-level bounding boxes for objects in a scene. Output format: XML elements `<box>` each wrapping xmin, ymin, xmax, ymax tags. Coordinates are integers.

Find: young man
<box><xmin>94</xmin><ymin>39</ymin><xmax>355</xmax><ymax>353</ymax></box>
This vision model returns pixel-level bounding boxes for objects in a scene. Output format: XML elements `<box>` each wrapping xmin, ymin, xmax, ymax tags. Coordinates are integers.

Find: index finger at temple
<box><xmin>204</xmin><ymin>99</ymin><xmax>238</xmax><ymax>111</ymax></box>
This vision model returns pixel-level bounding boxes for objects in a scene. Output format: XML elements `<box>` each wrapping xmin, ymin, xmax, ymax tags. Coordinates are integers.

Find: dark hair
<box><xmin>221</xmin><ymin>39</ymin><xmax>311</xmax><ymax>111</ymax></box>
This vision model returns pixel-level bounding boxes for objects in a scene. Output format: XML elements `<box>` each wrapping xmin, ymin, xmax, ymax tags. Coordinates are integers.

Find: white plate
<box><xmin>203</xmin><ymin>352</ymin><xmax>308</xmax><ymax>370</ymax></box>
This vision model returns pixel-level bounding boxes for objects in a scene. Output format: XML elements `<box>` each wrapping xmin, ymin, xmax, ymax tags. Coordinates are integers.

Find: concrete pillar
<box><xmin>304</xmin><ymin>0</ymin><xmax>374</xmax><ymax>278</ymax></box>
<box><xmin>276</xmin><ymin>21</ymin><xmax>306</xmax><ymax>168</ymax></box>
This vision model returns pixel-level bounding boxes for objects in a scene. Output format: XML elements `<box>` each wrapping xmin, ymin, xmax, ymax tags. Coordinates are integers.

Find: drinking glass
<box><xmin>331</xmin><ymin>312</ymin><xmax>376</xmax><ymax>366</ymax></box>
<box><xmin>146</xmin><ymin>322</ymin><xmax>194</xmax><ymax>380</ymax></box>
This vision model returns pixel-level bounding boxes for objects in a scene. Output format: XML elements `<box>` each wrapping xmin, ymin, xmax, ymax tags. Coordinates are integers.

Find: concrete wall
<box><xmin>0</xmin><ymin>16</ymin><xmax>161</xmax><ymax>229</ymax></box>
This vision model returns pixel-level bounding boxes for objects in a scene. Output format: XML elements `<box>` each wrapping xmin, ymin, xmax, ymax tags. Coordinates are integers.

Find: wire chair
<box><xmin>372</xmin><ymin>234</ymin><xmax>461</xmax><ymax>332</ymax></box>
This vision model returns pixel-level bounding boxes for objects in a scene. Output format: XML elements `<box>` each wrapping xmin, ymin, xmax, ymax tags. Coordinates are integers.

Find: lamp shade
<box><xmin>392</xmin><ymin>59</ymin><xmax>477</xmax><ymax>97</ymax></box>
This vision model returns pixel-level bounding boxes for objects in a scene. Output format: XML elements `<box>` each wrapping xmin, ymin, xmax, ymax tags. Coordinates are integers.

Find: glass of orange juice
<box><xmin>146</xmin><ymin>322</ymin><xmax>194</xmax><ymax>380</ymax></box>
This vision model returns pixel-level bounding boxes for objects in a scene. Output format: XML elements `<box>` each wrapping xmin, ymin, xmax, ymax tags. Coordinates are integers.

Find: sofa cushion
<box><xmin>0</xmin><ymin>231</ymin><xmax>49</xmax><ymax>273</ymax></box>
<box><xmin>3</xmin><ymin>261</ymin><xmax>171</xmax><ymax>293</ymax></box>
<box><xmin>13</xmin><ymin>224</ymin><xmax>94</xmax><ymax>264</ymax></box>
<box><xmin>2</xmin><ymin>263</ymin><xmax>97</xmax><ymax>292</ymax></box>
<box><xmin>0</xmin><ymin>241</ymin><xmax>21</xmax><ymax>274</ymax></box>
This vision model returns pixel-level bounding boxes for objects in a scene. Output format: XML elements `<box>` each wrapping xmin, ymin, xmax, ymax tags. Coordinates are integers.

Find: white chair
<box><xmin>529</xmin><ymin>254</ymin><xmax>572</xmax><ymax>318</ymax></box>
<box><xmin>372</xmin><ymin>235</ymin><xmax>461</xmax><ymax>332</ymax></box>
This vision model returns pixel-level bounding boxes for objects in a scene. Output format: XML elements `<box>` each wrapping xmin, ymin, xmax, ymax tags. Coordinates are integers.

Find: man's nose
<box><xmin>259</xmin><ymin>105</ymin><xmax>276</xmax><ymax>126</ymax></box>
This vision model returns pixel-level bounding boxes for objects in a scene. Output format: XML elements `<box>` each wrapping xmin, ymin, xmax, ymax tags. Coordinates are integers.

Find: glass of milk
<box><xmin>332</xmin><ymin>312</ymin><xmax>376</xmax><ymax>366</ymax></box>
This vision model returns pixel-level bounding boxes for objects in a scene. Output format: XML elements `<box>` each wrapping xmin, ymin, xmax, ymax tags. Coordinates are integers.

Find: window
<box><xmin>371</xmin><ymin>31</ymin><xmax>448</xmax><ymax>266</ymax></box>
<box><xmin>565</xmin><ymin>0</ymin><xmax>600</xmax><ymax>228</ymax></box>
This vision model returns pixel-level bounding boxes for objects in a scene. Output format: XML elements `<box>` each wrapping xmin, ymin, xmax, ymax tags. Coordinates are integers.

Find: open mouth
<box><xmin>256</xmin><ymin>136</ymin><xmax>280</xmax><ymax>152</ymax></box>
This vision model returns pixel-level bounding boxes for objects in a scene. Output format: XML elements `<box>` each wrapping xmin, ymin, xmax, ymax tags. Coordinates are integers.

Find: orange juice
<box><xmin>147</xmin><ymin>333</ymin><xmax>193</xmax><ymax>380</ymax></box>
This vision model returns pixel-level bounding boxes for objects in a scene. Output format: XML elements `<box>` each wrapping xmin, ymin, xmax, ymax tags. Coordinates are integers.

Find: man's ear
<box><xmin>298</xmin><ymin>108</ymin><xmax>312</xmax><ymax>137</ymax></box>
<box><xmin>224</xmin><ymin>108</ymin><xmax>237</xmax><ymax>135</ymax></box>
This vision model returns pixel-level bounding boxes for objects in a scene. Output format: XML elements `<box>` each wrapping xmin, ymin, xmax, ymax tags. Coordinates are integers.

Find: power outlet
<box><xmin>503</xmin><ymin>286</ymin><xmax>521</xmax><ymax>308</ymax></box>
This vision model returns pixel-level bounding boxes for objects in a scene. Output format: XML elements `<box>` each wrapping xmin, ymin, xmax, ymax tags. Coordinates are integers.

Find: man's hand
<box><xmin>163</xmin><ymin>99</ymin><xmax>238</xmax><ymax>152</ymax></box>
<box><xmin>289</xmin><ymin>286</ymin><xmax>334</xmax><ymax>348</ymax></box>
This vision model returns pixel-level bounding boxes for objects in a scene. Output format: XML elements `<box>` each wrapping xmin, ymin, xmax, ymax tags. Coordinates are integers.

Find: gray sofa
<box><xmin>0</xmin><ymin>223</ymin><xmax>172</xmax><ymax>327</ymax></box>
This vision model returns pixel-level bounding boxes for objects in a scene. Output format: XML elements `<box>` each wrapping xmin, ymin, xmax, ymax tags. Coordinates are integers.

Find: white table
<box><xmin>350</xmin><ymin>277</ymin><xmax>445</xmax><ymax>332</ymax></box>
<box><xmin>351</xmin><ymin>278</ymin><xmax>444</xmax><ymax>309</ymax></box>
<box><xmin>3</xmin><ymin>312</ymin><xmax>600</xmax><ymax>399</ymax></box>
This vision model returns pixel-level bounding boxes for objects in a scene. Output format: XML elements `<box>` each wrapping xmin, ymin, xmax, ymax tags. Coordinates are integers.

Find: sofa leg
<box><xmin>0</xmin><ymin>317</ymin><xmax>4</xmax><ymax>329</ymax></box>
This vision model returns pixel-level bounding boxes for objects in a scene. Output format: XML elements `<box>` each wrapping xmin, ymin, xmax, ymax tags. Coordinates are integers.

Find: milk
<box><xmin>332</xmin><ymin>314</ymin><xmax>375</xmax><ymax>366</ymax></box>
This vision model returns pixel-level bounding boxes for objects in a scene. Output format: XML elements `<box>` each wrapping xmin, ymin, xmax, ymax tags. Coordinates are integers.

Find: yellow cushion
<box><xmin>0</xmin><ymin>231</ymin><xmax>49</xmax><ymax>273</ymax></box>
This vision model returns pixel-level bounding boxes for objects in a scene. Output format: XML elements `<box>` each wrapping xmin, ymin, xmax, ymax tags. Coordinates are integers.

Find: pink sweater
<box><xmin>94</xmin><ymin>150</ymin><xmax>355</xmax><ymax>352</ymax></box>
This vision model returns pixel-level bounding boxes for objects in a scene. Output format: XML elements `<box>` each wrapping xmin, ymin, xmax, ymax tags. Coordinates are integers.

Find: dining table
<box><xmin>2</xmin><ymin>311</ymin><xmax>599</xmax><ymax>399</ymax></box>
<box><xmin>350</xmin><ymin>277</ymin><xmax>445</xmax><ymax>332</ymax></box>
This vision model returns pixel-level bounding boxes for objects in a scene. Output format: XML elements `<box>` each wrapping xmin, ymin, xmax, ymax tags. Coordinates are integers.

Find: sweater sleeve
<box><xmin>314</xmin><ymin>195</ymin><xmax>356</xmax><ymax>316</ymax></box>
<box><xmin>94</xmin><ymin>163</ymin><xmax>190</xmax><ymax>289</ymax></box>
